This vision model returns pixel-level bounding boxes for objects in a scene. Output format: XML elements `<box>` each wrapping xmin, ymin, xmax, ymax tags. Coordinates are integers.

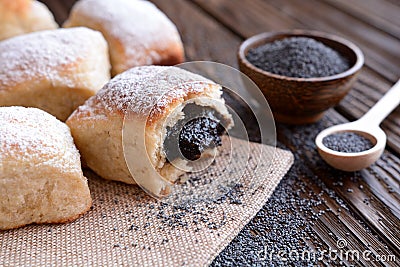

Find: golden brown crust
<box><xmin>156</xmin><ymin>44</ymin><xmax>185</xmax><ymax>67</ymax></box>
<box><xmin>68</xmin><ymin>66</ymin><xmax>217</xmax><ymax>126</ymax></box>
<box><xmin>0</xmin><ymin>0</ymin><xmax>30</xmax><ymax>15</ymax></box>
<box><xmin>1</xmin><ymin>200</ymin><xmax>92</xmax><ymax>231</ymax></box>
<box><xmin>0</xmin><ymin>0</ymin><xmax>58</xmax><ymax>41</ymax></box>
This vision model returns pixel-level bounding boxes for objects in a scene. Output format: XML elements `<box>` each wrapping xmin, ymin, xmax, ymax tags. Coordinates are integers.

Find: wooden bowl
<box><xmin>238</xmin><ymin>30</ymin><xmax>364</xmax><ymax>124</ymax></box>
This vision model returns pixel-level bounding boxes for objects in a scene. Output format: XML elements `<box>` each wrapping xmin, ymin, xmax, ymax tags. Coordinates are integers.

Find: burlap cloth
<box><xmin>0</xmin><ymin>138</ymin><xmax>293</xmax><ymax>267</ymax></box>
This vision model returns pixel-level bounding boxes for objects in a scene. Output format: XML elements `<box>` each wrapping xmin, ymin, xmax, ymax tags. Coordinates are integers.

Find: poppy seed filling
<box><xmin>164</xmin><ymin>104</ymin><xmax>225</xmax><ymax>162</ymax></box>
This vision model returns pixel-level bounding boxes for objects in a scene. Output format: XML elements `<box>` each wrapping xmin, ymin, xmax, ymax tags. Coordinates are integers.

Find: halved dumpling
<box><xmin>66</xmin><ymin>66</ymin><xmax>233</xmax><ymax>197</ymax></box>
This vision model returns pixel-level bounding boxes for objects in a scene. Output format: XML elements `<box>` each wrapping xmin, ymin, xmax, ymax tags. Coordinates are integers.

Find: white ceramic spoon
<box><xmin>316</xmin><ymin>79</ymin><xmax>400</xmax><ymax>171</ymax></box>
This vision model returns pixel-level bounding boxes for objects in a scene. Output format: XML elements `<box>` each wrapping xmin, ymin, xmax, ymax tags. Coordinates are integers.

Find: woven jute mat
<box><xmin>0</xmin><ymin>138</ymin><xmax>293</xmax><ymax>267</ymax></box>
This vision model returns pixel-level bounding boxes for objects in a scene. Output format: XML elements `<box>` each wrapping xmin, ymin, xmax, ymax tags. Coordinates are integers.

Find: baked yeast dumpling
<box><xmin>66</xmin><ymin>66</ymin><xmax>233</xmax><ymax>197</ymax></box>
<box><xmin>0</xmin><ymin>0</ymin><xmax>58</xmax><ymax>41</ymax></box>
<box><xmin>64</xmin><ymin>0</ymin><xmax>184</xmax><ymax>76</ymax></box>
<box><xmin>0</xmin><ymin>27</ymin><xmax>111</xmax><ymax>121</ymax></box>
<box><xmin>0</xmin><ymin>107</ymin><xmax>92</xmax><ymax>230</ymax></box>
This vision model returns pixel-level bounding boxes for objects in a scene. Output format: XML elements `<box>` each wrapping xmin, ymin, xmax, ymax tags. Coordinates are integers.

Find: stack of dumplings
<box><xmin>0</xmin><ymin>0</ymin><xmax>235</xmax><ymax>231</ymax></box>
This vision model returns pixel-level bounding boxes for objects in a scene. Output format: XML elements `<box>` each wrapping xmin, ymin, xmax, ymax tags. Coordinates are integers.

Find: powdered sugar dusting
<box><xmin>80</xmin><ymin>66</ymin><xmax>218</xmax><ymax>121</ymax></box>
<box><xmin>66</xmin><ymin>0</ymin><xmax>182</xmax><ymax>68</ymax></box>
<box><xmin>0</xmin><ymin>107</ymin><xmax>80</xmax><ymax>170</ymax></box>
<box><xmin>0</xmin><ymin>27</ymin><xmax>105</xmax><ymax>89</ymax></box>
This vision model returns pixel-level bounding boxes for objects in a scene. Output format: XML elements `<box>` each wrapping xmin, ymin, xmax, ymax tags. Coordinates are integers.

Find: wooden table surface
<box><xmin>41</xmin><ymin>0</ymin><xmax>400</xmax><ymax>265</ymax></box>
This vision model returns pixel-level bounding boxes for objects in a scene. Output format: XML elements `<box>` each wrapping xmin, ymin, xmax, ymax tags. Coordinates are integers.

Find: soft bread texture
<box><xmin>0</xmin><ymin>27</ymin><xmax>111</xmax><ymax>121</ymax></box>
<box><xmin>66</xmin><ymin>66</ymin><xmax>232</xmax><ymax>196</ymax></box>
<box><xmin>0</xmin><ymin>0</ymin><xmax>58</xmax><ymax>41</ymax></box>
<box><xmin>0</xmin><ymin>107</ymin><xmax>92</xmax><ymax>230</ymax></box>
<box><xmin>64</xmin><ymin>0</ymin><xmax>184</xmax><ymax>76</ymax></box>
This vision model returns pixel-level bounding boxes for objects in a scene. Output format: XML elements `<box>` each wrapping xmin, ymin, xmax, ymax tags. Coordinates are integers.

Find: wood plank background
<box><xmin>39</xmin><ymin>0</ymin><xmax>400</xmax><ymax>266</ymax></box>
